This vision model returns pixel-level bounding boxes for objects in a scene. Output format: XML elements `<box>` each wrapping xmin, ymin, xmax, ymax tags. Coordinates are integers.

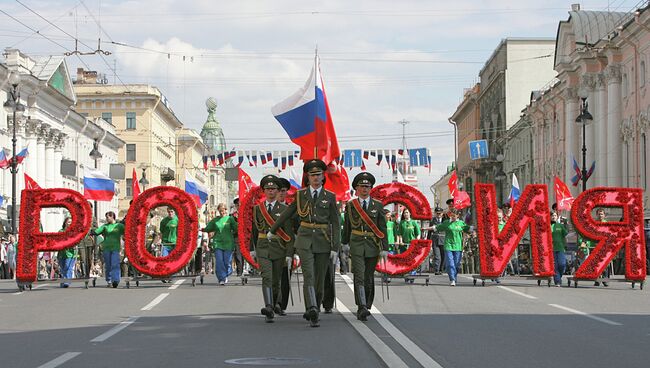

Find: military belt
<box><xmin>351</xmin><ymin>230</ymin><xmax>376</xmax><ymax>237</ymax></box>
<box><xmin>300</xmin><ymin>222</ymin><xmax>328</xmax><ymax>229</ymax></box>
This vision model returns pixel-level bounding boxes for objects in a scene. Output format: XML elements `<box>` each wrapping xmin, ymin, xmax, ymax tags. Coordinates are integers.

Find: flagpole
<box><xmin>314</xmin><ymin>46</ymin><xmax>318</xmax><ymax>160</ymax></box>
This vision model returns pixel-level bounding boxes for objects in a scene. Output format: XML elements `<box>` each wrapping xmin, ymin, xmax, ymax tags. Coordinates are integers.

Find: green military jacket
<box><xmin>342</xmin><ymin>197</ymin><xmax>388</xmax><ymax>257</ymax></box>
<box><xmin>270</xmin><ymin>187</ymin><xmax>340</xmax><ymax>253</ymax></box>
<box><xmin>251</xmin><ymin>202</ymin><xmax>295</xmax><ymax>260</ymax></box>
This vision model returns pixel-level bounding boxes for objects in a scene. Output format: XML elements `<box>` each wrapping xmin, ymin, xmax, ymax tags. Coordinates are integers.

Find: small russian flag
<box><xmin>83</xmin><ymin>169</ymin><xmax>115</xmax><ymax>201</ymax></box>
<box><xmin>14</xmin><ymin>146</ymin><xmax>29</xmax><ymax>164</ymax></box>
<box><xmin>185</xmin><ymin>170</ymin><xmax>208</xmax><ymax>207</ymax></box>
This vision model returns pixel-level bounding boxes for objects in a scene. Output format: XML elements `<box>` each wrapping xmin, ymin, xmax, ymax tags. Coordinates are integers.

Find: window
<box><xmin>126</xmin><ymin>112</ymin><xmax>136</xmax><ymax>129</ymax></box>
<box><xmin>126</xmin><ymin>178</ymin><xmax>133</xmax><ymax>197</ymax></box>
<box><xmin>623</xmin><ymin>74</ymin><xmax>628</xmax><ymax>98</ymax></box>
<box><xmin>126</xmin><ymin>144</ymin><xmax>136</xmax><ymax>161</ymax></box>
<box><xmin>101</xmin><ymin>112</ymin><xmax>112</xmax><ymax>124</ymax></box>
<box><xmin>210</xmin><ymin>195</ymin><xmax>215</xmax><ymax>206</ymax></box>
<box><xmin>641</xmin><ymin>61</ymin><xmax>646</xmax><ymax>87</ymax></box>
<box><xmin>210</xmin><ymin>175</ymin><xmax>215</xmax><ymax>186</ymax></box>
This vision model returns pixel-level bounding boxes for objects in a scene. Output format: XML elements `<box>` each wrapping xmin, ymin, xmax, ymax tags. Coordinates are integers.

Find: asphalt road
<box><xmin>0</xmin><ymin>273</ymin><xmax>648</xmax><ymax>368</ymax></box>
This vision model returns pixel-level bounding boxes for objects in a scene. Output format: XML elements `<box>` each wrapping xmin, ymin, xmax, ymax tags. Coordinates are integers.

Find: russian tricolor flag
<box><xmin>272</xmin><ymin>55</ymin><xmax>340</xmax><ymax>164</ymax></box>
<box><xmin>185</xmin><ymin>170</ymin><xmax>208</xmax><ymax>207</ymax></box>
<box><xmin>508</xmin><ymin>173</ymin><xmax>521</xmax><ymax>207</ymax></box>
<box><xmin>14</xmin><ymin>146</ymin><xmax>29</xmax><ymax>164</ymax></box>
<box><xmin>0</xmin><ymin>149</ymin><xmax>9</xmax><ymax>169</ymax></box>
<box><xmin>83</xmin><ymin>169</ymin><xmax>115</xmax><ymax>201</ymax></box>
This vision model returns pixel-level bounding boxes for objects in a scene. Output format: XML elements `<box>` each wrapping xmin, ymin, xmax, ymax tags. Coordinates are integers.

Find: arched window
<box><xmin>210</xmin><ymin>195</ymin><xmax>215</xmax><ymax>206</ymax></box>
<box><xmin>210</xmin><ymin>175</ymin><xmax>215</xmax><ymax>186</ymax></box>
<box><xmin>623</xmin><ymin>73</ymin><xmax>628</xmax><ymax>98</ymax></box>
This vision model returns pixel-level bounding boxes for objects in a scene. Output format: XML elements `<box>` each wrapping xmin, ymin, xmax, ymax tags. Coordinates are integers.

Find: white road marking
<box><xmin>90</xmin><ymin>316</ymin><xmax>139</xmax><ymax>342</ymax></box>
<box><xmin>496</xmin><ymin>285</ymin><xmax>538</xmax><ymax>300</ymax></box>
<box><xmin>336</xmin><ymin>298</ymin><xmax>409</xmax><ymax>368</ymax></box>
<box><xmin>341</xmin><ymin>274</ymin><xmax>443</xmax><ymax>368</ymax></box>
<box><xmin>548</xmin><ymin>303</ymin><xmax>623</xmax><ymax>326</ymax></box>
<box><xmin>168</xmin><ymin>279</ymin><xmax>185</xmax><ymax>290</ymax></box>
<box><xmin>141</xmin><ymin>293</ymin><xmax>170</xmax><ymax>311</ymax></box>
<box><xmin>36</xmin><ymin>352</ymin><xmax>81</xmax><ymax>368</ymax></box>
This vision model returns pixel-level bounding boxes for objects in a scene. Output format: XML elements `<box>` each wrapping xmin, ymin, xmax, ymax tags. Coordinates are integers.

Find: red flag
<box><xmin>324</xmin><ymin>163</ymin><xmax>350</xmax><ymax>201</ymax></box>
<box><xmin>448</xmin><ymin>170</ymin><xmax>458</xmax><ymax>197</ymax></box>
<box><xmin>132</xmin><ymin>168</ymin><xmax>141</xmax><ymax>199</ymax></box>
<box><xmin>238</xmin><ymin>168</ymin><xmax>257</xmax><ymax>201</ymax></box>
<box><xmin>24</xmin><ymin>173</ymin><xmax>41</xmax><ymax>189</ymax></box>
<box><xmin>453</xmin><ymin>191</ymin><xmax>471</xmax><ymax>210</ymax></box>
<box><xmin>554</xmin><ymin>176</ymin><xmax>574</xmax><ymax>211</ymax></box>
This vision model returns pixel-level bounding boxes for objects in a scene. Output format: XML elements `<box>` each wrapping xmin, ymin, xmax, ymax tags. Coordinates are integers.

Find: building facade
<box><xmin>199</xmin><ymin>98</ymin><xmax>229</xmax><ymax>218</ymax></box>
<box><xmin>1</xmin><ymin>49</ymin><xmax>123</xmax><ymax>232</ymax></box>
<box><xmin>73</xmin><ymin>74</ymin><xmax>182</xmax><ymax>219</ymax></box>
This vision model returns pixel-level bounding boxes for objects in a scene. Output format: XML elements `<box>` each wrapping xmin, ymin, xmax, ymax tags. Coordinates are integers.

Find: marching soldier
<box><xmin>276</xmin><ymin>177</ymin><xmax>298</xmax><ymax>315</ymax></box>
<box><xmin>250</xmin><ymin>175</ymin><xmax>295</xmax><ymax>323</ymax></box>
<box><xmin>269</xmin><ymin>159</ymin><xmax>340</xmax><ymax>327</ymax></box>
<box><xmin>342</xmin><ymin>172</ymin><xmax>388</xmax><ymax>321</ymax></box>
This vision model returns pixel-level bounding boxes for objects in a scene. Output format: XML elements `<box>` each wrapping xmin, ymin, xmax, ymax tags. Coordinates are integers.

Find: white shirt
<box><xmin>310</xmin><ymin>186</ymin><xmax>322</xmax><ymax>198</ymax></box>
<box><xmin>265</xmin><ymin>201</ymin><xmax>277</xmax><ymax>209</ymax></box>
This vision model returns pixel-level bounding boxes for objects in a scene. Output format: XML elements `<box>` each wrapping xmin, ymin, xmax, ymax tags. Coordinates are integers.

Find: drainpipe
<box><xmin>447</xmin><ymin>118</ymin><xmax>458</xmax><ymax>165</ymax></box>
<box><xmin>617</xmin><ymin>24</ymin><xmax>641</xmax><ymax>187</ymax></box>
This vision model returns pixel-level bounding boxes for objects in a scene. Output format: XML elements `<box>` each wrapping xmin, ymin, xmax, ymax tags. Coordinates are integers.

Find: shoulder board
<box><xmin>323</xmin><ymin>189</ymin><xmax>335</xmax><ymax>197</ymax></box>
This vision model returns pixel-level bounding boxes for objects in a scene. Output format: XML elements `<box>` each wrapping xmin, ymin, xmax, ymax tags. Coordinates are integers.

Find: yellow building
<box><xmin>73</xmin><ymin>69</ymin><xmax>181</xmax><ymax>218</ymax></box>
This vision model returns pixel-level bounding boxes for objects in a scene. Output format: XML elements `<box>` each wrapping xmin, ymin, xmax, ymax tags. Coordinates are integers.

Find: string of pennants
<box><xmin>201</xmin><ymin>148</ymin><xmax>431</xmax><ymax>172</ymax></box>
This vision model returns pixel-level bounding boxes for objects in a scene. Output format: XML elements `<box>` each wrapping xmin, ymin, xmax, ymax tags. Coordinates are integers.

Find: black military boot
<box><xmin>306</xmin><ymin>286</ymin><xmax>320</xmax><ymax>327</ymax></box>
<box><xmin>261</xmin><ymin>287</ymin><xmax>275</xmax><ymax>323</ymax></box>
<box><xmin>356</xmin><ymin>286</ymin><xmax>370</xmax><ymax>322</ymax></box>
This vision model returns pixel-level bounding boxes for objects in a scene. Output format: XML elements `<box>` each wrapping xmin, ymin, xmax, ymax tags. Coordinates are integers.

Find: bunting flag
<box><xmin>370</xmin><ymin>150</ymin><xmax>376</xmax><ymax>157</ymax></box>
<box><xmin>217</xmin><ymin>153</ymin><xmax>224</xmax><ymax>166</ymax></box>
<box><xmin>266</xmin><ymin>152</ymin><xmax>272</xmax><ymax>162</ymax></box>
<box><xmin>385</xmin><ymin>150</ymin><xmax>391</xmax><ymax>169</ymax></box>
<box><xmin>377</xmin><ymin>151</ymin><xmax>383</xmax><ymax>166</ymax></box>
<box><xmin>202</xmin><ymin>155</ymin><xmax>208</xmax><ymax>170</ymax></box>
<box><xmin>288</xmin><ymin>155</ymin><xmax>294</xmax><ymax>166</ymax></box>
<box><xmin>236</xmin><ymin>155</ymin><xmax>244</xmax><ymax>168</ymax></box>
<box><xmin>260</xmin><ymin>152</ymin><xmax>268</xmax><ymax>165</ymax></box>
<box><xmin>131</xmin><ymin>168</ymin><xmax>141</xmax><ymax>199</ymax></box>
<box><xmin>273</xmin><ymin>157</ymin><xmax>279</xmax><ymax>168</ymax></box>
<box><xmin>210</xmin><ymin>154</ymin><xmax>217</xmax><ymax>167</ymax></box>
<box><xmin>390</xmin><ymin>153</ymin><xmax>397</xmax><ymax>171</ymax></box>
<box><xmin>281</xmin><ymin>156</ymin><xmax>287</xmax><ymax>170</ymax></box>
<box><xmin>363</xmin><ymin>150</ymin><xmax>369</xmax><ymax>160</ymax></box>
<box><xmin>554</xmin><ymin>176</ymin><xmax>574</xmax><ymax>211</ymax></box>
<box><xmin>24</xmin><ymin>173</ymin><xmax>41</xmax><ymax>190</ymax></box>
<box><xmin>251</xmin><ymin>151</ymin><xmax>258</xmax><ymax>166</ymax></box>
<box><xmin>398</xmin><ymin>148</ymin><xmax>404</xmax><ymax>155</ymax></box>
<box><xmin>427</xmin><ymin>154</ymin><xmax>432</xmax><ymax>173</ymax></box>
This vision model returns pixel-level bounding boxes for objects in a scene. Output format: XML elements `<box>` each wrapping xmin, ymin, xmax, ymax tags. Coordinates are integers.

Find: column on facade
<box><xmin>53</xmin><ymin>132</ymin><xmax>65</xmax><ymax>189</ymax></box>
<box><xmin>596</xmin><ymin>73</ymin><xmax>608</xmax><ymax>187</ymax></box>
<box><xmin>563</xmin><ymin>87</ymin><xmax>579</xmax><ymax>196</ymax></box>
<box><xmin>36</xmin><ymin>124</ymin><xmax>49</xmax><ymax>188</ymax></box>
<box><xmin>24</xmin><ymin>119</ymin><xmax>39</xmax><ymax>179</ymax></box>
<box><xmin>45</xmin><ymin>129</ymin><xmax>56</xmax><ymax>188</ymax></box>
<box><xmin>606</xmin><ymin>64</ymin><xmax>623</xmax><ymax>187</ymax></box>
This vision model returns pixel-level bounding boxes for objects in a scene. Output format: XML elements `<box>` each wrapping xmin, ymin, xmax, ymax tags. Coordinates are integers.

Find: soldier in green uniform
<box><xmin>342</xmin><ymin>172</ymin><xmax>388</xmax><ymax>321</ymax></box>
<box><xmin>269</xmin><ymin>159</ymin><xmax>340</xmax><ymax>327</ymax></box>
<box><xmin>250</xmin><ymin>175</ymin><xmax>295</xmax><ymax>323</ymax></box>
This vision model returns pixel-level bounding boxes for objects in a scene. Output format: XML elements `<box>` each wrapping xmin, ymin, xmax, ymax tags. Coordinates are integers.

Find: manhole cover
<box><xmin>224</xmin><ymin>357</ymin><xmax>319</xmax><ymax>366</ymax></box>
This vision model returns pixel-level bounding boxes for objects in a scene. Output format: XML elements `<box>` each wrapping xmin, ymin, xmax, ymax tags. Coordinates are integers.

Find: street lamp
<box><xmin>3</xmin><ymin>71</ymin><xmax>25</xmax><ymax>235</ymax></box>
<box><xmin>575</xmin><ymin>90</ymin><xmax>594</xmax><ymax>192</ymax></box>
<box><xmin>89</xmin><ymin>139</ymin><xmax>102</xmax><ymax>225</ymax></box>
<box><xmin>139</xmin><ymin>167</ymin><xmax>149</xmax><ymax>189</ymax></box>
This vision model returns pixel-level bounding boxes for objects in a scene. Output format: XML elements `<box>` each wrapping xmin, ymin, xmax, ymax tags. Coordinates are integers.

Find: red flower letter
<box><xmin>372</xmin><ymin>182</ymin><xmax>433</xmax><ymax>275</ymax></box>
<box><xmin>475</xmin><ymin>184</ymin><xmax>554</xmax><ymax>277</ymax></box>
<box><xmin>125</xmin><ymin>186</ymin><xmax>198</xmax><ymax>278</ymax></box>
<box><xmin>17</xmin><ymin>189</ymin><xmax>92</xmax><ymax>282</ymax></box>
<box><xmin>571</xmin><ymin>187</ymin><xmax>646</xmax><ymax>280</ymax></box>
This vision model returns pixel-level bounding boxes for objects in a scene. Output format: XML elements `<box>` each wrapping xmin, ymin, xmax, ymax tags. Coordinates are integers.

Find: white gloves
<box><xmin>286</xmin><ymin>256</ymin><xmax>293</xmax><ymax>267</ymax></box>
<box><xmin>266</xmin><ymin>231</ymin><xmax>275</xmax><ymax>240</ymax></box>
<box><xmin>330</xmin><ymin>250</ymin><xmax>338</xmax><ymax>261</ymax></box>
<box><xmin>250</xmin><ymin>251</ymin><xmax>256</xmax><ymax>260</ymax></box>
<box><xmin>380</xmin><ymin>251</ymin><xmax>389</xmax><ymax>261</ymax></box>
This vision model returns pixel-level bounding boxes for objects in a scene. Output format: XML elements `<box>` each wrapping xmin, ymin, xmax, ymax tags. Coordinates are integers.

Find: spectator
<box><xmin>57</xmin><ymin>217</ymin><xmax>77</xmax><ymax>288</ymax></box>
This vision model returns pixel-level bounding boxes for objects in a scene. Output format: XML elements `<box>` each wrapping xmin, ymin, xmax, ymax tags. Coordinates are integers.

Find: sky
<box><xmin>0</xmin><ymin>0</ymin><xmax>644</xmax><ymax>205</ymax></box>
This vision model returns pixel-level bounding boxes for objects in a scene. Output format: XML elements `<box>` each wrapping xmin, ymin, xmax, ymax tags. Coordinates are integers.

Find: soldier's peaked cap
<box><xmin>352</xmin><ymin>172</ymin><xmax>376</xmax><ymax>187</ymax></box>
<box><xmin>303</xmin><ymin>159</ymin><xmax>327</xmax><ymax>174</ymax></box>
<box><xmin>260</xmin><ymin>175</ymin><xmax>280</xmax><ymax>189</ymax></box>
<box><xmin>277</xmin><ymin>177</ymin><xmax>291</xmax><ymax>190</ymax></box>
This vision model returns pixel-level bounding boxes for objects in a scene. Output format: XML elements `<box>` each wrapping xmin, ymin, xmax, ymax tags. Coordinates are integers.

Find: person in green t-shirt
<box><xmin>577</xmin><ymin>208</ymin><xmax>610</xmax><ymax>286</ymax></box>
<box><xmin>94</xmin><ymin>211</ymin><xmax>125</xmax><ymax>288</ymax></box>
<box><xmin>202</xmin><ymin>203</ymin><xmax>238</xmax><ymax>285</ymax></box>
<box><xmin>384</xmin><ymin>210</ymin><xmax>397</xmax><ymax>253</ymax></box>
<box><xmin>551</xmin><ymin>211</ymin><xmax>568</xmax><ymax>286</ymax></box>
<box><xmin>160</xmin><ymin>207</ymin><xmax>178</xmax><ymax>256</ymax></box>
<box><xmin>432</xmin><ymin>208</ymin><xmax>471</xmax><ymax>286</ymax></box>
<box><xmin>397</xmin><ymin>209</ymin><xmax>420</xmax><ymax>253</ymax></box>
<box><xmin>58</xmin><ymin>217</ymin><xmax>77</xmax><ymax>288</ymax></box>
